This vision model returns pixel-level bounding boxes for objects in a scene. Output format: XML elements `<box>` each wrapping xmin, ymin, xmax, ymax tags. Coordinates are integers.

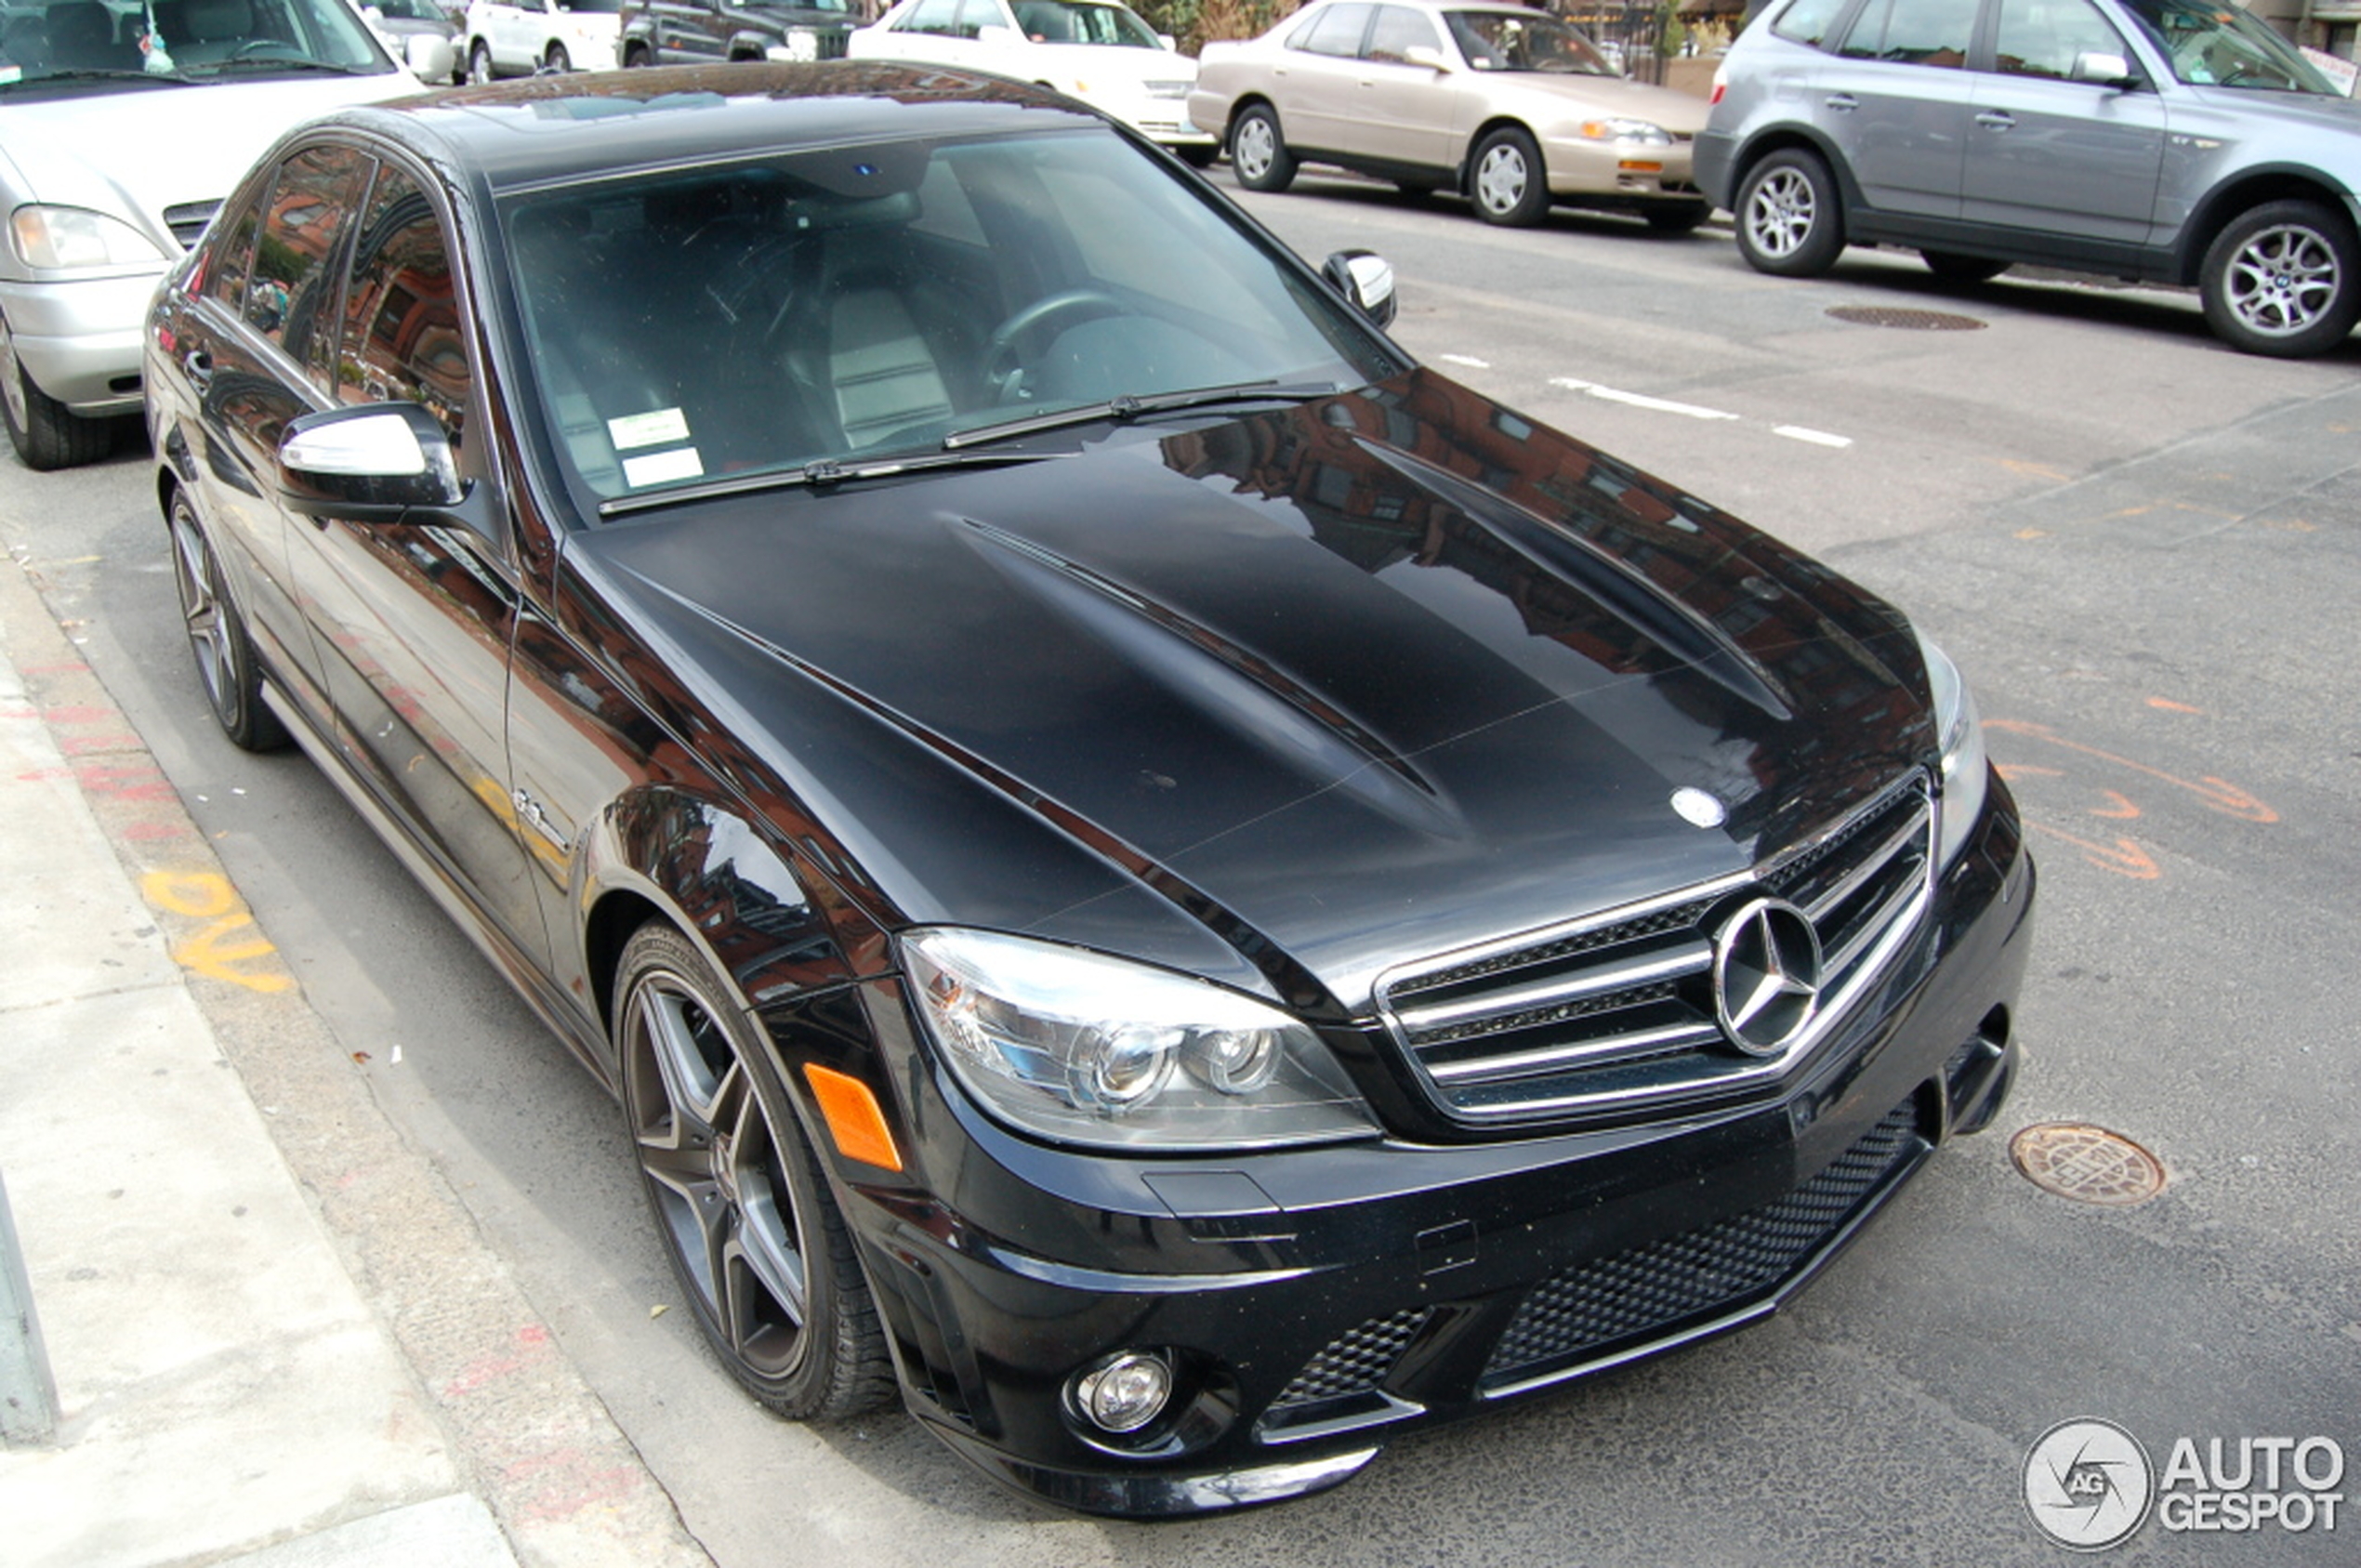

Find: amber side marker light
<box><xmin>804</xmin><ymin>1063</ymin><xmax>905</xmax><ymax>1172</ymax></box>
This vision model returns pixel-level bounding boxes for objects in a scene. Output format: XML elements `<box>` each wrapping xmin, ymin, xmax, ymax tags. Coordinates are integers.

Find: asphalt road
<box><xmin>4</xmin><ymin>170</ymin><xmax>2355</xmax><ymax>1566</ymax></box>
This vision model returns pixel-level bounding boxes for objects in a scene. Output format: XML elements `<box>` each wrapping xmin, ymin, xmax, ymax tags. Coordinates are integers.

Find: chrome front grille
<box><xmin>163</xmin><ymin>201</ymin><xmax>221</xmax><ymax>249</ymax></box>
<box><xmin>1378</xmin><ymin>775</ymin><xmax>1933</xmax><ymax>1125</ymax></box>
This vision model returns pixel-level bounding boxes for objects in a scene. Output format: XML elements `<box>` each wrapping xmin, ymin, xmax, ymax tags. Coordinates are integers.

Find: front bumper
<box><xmin>823</xmin><ymin>796</ymin><xmax>2033</xmax><ymax>1517</ymax></box>
<box><xmin>0</xmin><ymin>270</ymin><xmax>165</xmax><ymax>415</ymax></box>
<box><xmin>1538</xmin><ymin>134</ymin><xmax>1704</xmax><ymax>207</ymax></box>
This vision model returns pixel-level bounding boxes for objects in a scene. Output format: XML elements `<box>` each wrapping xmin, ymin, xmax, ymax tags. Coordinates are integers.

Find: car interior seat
<box><xmin>151</xmin><ymin>0</ymin><xmax>257</xmax><ymax>63</ymax></box>
<box><xmin>44</xmin><ymin>0</ymin><xmax>138</xmax><ymax>68</ymax></box>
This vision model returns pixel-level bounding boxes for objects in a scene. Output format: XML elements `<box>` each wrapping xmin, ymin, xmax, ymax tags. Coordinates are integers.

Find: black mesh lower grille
<box><xmin>1268</xmin><ymin>1307</ymin><xmax>1432</xmax><ymax>1411</ymax></box>
<box><xmin>1484</xmin><ymin>1100</ymin><xmax>1922</xmax><ymax>1382</ymax></box>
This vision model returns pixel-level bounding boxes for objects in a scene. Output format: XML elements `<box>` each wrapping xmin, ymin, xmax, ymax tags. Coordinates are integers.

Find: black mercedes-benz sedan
<box><xmin>144</xmin><ymin>62</ymin><xmax>2034</xmax><ymax>1518</ymax></box>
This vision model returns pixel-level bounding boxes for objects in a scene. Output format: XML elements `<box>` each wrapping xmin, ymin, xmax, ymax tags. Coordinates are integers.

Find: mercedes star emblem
<box><xmin>1711</xmin><ymin>897</ymin><xmax>1824</xmax><ymax>1057</ymax></box>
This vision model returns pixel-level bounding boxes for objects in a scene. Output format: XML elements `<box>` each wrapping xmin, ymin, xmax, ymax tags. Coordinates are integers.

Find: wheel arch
<box><xmin>1457</xmin><ymin>115</ymin><xmax>1537</xmax><ymax>193</ymax></box>
<box><xmin>1225</xmin><ymin>92</ymin><xmax>1276</xmax><ymax>144</ymax></box>
<box><xmin>1725</xmin><ymin>125</ymin><xmax>1863</xmax><ymax>216</ymax></box>
<box><xmin>2173</xmin><ymin>169</ymin><xmax>2361</xmax><ymax>287</ymax></box>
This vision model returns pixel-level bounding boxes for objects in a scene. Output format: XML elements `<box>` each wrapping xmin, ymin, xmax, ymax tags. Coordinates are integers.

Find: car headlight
<box><xmin>1576</xmin><ymin>118</ymin><xmax>1671</xmax><ymax>146</ymax></box>
<box><xmin>764</xmin><ymin>27</ymin><xmax>819</xmax><ymax>60</ymax></box>
<box><xmin>1916</xmin><ymin>631</ymin><xmax>1988</xmax><ymax>867</ymax></box>
<box><xmin>901</xmin><ymin>928</ymin><xmax>1378</xmax><ymax>1151</ymax></box>
<box><xmin>10</xmin><ymin>205</ymin><xmax>170</xmax><ymax>270</ymax></box>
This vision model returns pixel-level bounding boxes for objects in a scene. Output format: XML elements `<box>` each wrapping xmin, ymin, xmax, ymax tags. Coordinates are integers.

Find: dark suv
<box><xmin>1695</xmin><ymin>0</ymin><xmax>2361</xmax><ymax>357</ymax></box>
<box><xmin>616</xmin><ymin>0</ymin><xmax>855</xmax><ymax>64</ymax></box>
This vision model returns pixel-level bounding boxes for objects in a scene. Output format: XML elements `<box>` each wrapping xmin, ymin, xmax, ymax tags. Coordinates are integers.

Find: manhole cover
<box><xmin>1826</xmin><ymin>305</ymin><xmax>1988</xmax><ymax>331</ymax></box>
<box><xmin>2010</xmin><ymin>1123</ymin><xmax>2166</xmax><ymax>1206</ymax></box>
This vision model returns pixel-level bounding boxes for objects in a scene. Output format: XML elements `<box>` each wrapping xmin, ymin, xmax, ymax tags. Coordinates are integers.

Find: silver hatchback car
<box><xmin>1695</xmin><ymin>0</ymin><xmax>2361</xmax><ymax>357</ymax></box>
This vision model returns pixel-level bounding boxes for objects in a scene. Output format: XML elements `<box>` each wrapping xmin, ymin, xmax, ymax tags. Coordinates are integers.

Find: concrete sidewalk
<box><xmin>0</xmin><ymin>551</ymin><xmax>709</xmax><ymax>1567</ymax></box>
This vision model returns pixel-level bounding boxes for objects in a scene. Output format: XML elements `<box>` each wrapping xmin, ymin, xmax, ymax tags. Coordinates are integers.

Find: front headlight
<box><xmin>1916</xmin><ymin>631</ymin><xmax>1988</xmax><ymax>867</ymax></box>
<box><xmin>1576</xmin><ymin>117</ymin><xmax>1672</xmax><ymax>146</ymax></box>
<box><xmin>901</xmin><ymin>928</ymin><xmax>1378</xmax><ymax>1151</ymax></box>
<box><xmin>11</xmin><ymin>205</ymin><xmax>170</xmax><ymax>270</ymax></box>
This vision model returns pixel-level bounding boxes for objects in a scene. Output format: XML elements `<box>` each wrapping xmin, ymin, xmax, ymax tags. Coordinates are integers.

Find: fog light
<box><xmin>1074</xmin><ymin>1351</ymin><xmax>1173</xmax><ymax>1433</ymax></box>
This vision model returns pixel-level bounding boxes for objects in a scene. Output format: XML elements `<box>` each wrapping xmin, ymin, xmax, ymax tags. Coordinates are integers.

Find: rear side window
<box><xmin>1838</xmin><ymin>0</ymin><xmax>1978</xmax><ymax>64</ymax></box>
<box><xmin>204</xmin><ymin>186</ymin><xmax>265</xmax><ymax>314</ymax></box>
<box><xmin>1291</xmin><ymin>2</ymin><xmax>1371</xmax><ymax>56</ymax></box>
<box><xmin>338</xmin><ymin>165</ymin><xmax>471</xmax><ymax>449</ymax></box>
<box><xmin>1771</xmin><ymin>0</ymin><xmax>1854</xmax><ymax>47</ymax></box>
<box><xmin>1364</xmin><ymin>5</ymin><xmax>1439</xmax><ymax>60</ymax></box>
<box><xmin>245</xmin><ymin>143</ymin><xmax>371</xmax><ymax>382</ymax></box>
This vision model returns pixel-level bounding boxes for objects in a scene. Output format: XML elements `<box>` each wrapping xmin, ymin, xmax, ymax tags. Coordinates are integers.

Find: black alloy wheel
<box><xmin>0</xmin><ymin>310</ymin><xmax>111</xmax><ymax>470</ymax></box>
<box><xmin>2199</xmin><ymin>200</ymin><xmax>2361</xmax><ymax>359</ymax></box>
<box><xmin>168</xmin><ymin>490</ymin><xmax>287</xmax><ymax>752</ymax></box>
<box><xmin>1470</xmin><ymin>125</ymin><xmax>1549</xmax><ymax>227</ymax></box>
<box><xmin>616</xmin><ymin>924</ymin><xmax>892</xmax><ymax>1418</ymax></box>
<box><xmin>1734</xmin><ymin>147</ymin><xmax>1844</xmax><ymax>278</ymax></box>
<box><xmin>1229</xmin><ymin>103</ymin><xmax>1297</xmax><ymax>193</ymax></box>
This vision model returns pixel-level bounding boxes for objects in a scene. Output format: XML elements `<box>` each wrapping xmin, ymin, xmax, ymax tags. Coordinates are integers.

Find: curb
<box><xmin>0</xmin><ymin>547</ymin><xmax>713</xmax><ymax>1568</ymax></box>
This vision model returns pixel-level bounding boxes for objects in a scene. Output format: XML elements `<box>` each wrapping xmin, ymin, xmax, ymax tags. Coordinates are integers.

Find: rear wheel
<box><xmin>1229</xmin><ymin>103</ymin><xmax>1296</xmax><ymax>193</ymax></box>
<box><xmin>623</xmin><ymin>42</ymin><xmax>652</xmax><ymax>66</ymax></box>
<box><xmin>167</xmin><ymin>489</ymin><xmax>287</xmax><ymax>752</ymax></box>
<box><xmin>1734</xmin><ymin>147</ymin><xmax>1844</xmax><ymax>277</ymax></box>
<box><xmin>468</xmin><ymin>38</ymin><xmax>493</xmax><ymax>83</ymax></box>
<box><xmin>2199</xmin><ymin>200</ymin><xmax>2361</xmax><ymax>359</ymax></box>
<box><xmin>1920</xmin><ymin>250</ymin><xmax>2009</xmax><ymax>283</ymax></box>
<box><xmin>617</xmin><ymin>924</ymin><xmax>894</xmax><ymax>1418</ymax></box>
<box><xmin>542</xmin><ymin>41</ymin><xmax>570</xmax><ymax>72</ymax></box>
<box><xmin>1470</xmin><ymin>126</ymin><xmax>1549</xmax><ymax>227</ymax></box>
<box><xmin>0</xmin><ymin>311</ymin><xmax>112</xmax><ymax>471</ymax></box>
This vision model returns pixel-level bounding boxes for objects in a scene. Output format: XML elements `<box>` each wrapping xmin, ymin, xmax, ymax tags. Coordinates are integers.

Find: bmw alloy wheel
<box><xmin>2221</xmin><ymin>223</ymin><xmax>2340</xmax><ymax>339</ymax></box>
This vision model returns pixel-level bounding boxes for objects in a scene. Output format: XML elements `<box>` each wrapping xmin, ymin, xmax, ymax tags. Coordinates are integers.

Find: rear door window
<box><xmin>245</xmin><ymin>143</ymin><xmax>372</xmax><ymax>380</ymax></box>
<box><xmin>1838</xmin><ymin>0</ymin><xmax>1979</xmax><ymax>64</ymax></box>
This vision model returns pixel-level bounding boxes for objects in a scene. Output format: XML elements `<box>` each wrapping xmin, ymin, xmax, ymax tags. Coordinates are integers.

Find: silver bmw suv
<box><xmin>1695</xmin><ymin>0</ymin><xmax>2361</xmax><ymax>358</ymax></box>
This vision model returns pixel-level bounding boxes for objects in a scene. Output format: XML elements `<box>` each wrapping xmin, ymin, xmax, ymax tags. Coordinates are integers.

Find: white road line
<box><xmin>1548</xmin><ymin>376</ymin><xmax>1739</xmax><ymax>422</ymax></box>
<box><xmin>1773</xmin><ymin>425</ymin><xmax>1854</xmax><ymax>448</ymax></box>
<box><xmin>1438</xmin><ymin>353</ymin><xmax>1493</xmax><ymax>369</ymax></box>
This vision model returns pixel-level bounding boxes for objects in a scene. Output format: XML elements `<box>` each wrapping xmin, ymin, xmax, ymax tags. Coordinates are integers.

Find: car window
<box><xmin>1290</xmin><ymin>2</ymin><xmax>1370</xmax><ymax>57</ymax></box>
<box><xmin>901</xmin><ymin>0</ymin><xmax>966</xmax><ymax>33</ymax></box>
<box><xmin>1835</xmin><ymin>0</ymin><xmax>1977</xmax><ymax>66</ymax></box>
<box><xmin>2117</xmin><ymin>0</ymin><xmax>2340</xmax><ymax>90</ymax></box>
<box><xmin>245</xmin><ymin>143</ymin><xmax>372</xmax><ymax>383</ymax></box>
<box><xmin>1009</xmin><ymin>0</ymin><xmax>1158</xmax><ymax>46</ymax></box>
<box><xmin>338</xmin><ymin>164</ymin><xmax>470</xmax><ymax>450</ymax></box>
<box><xmin>498</xmin><ymin>128</ymin><xmax>1392</xmax><ymax>507</ymax></box>
<box><xmin>205</xmin><ymin>185</ymin><xmax>267</xmax><ymax>316</ymax></box>
<box><xmin>1443</xmin><ymin>9</ymin><xmax>1615</xmax><ymax>73</ymax></box>
<box><xmin>1992</xmin><ymin>0</ymin><xmax>2129</xmax><ymax>77</ymax></box>
<box><xmin>1769</xmin><ymin>0</ymin><xmax>1854</xmax><ymax>48</ymax></box>
<box><xmin>1364</xmin><ymin>5</ymin><xmax>1440</xmax><ymax>62</ymax></box>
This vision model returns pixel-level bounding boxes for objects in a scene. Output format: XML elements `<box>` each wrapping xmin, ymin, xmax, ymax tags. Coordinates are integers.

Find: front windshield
<box><xmin>502</xmin><ymin>127</ymin><xmax>1392</xmax><ymax>508</ymax></box>
<box><xmin>0</xmin><ymin>0</ymin><xmax>390</xmax><ymax>86</ymax></box>
<box><xmin>1444</xmin><ymin>9</ymin><xmax>1614</xmax><ymax>73</ymax></box>
<box><xmin>2119</xmin><ymin>0</ymin><xmax>2340</xmax><ymax>91</ymax></box>
<box><xmin>1010</xmin><ymin>0</ymin><xmax>1159</xmax><ymax>46</ymax></box>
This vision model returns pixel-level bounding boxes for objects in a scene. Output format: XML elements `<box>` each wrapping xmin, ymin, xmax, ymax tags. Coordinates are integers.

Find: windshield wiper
<box><xmin>943</xmin><ymin>380</ymin><xmax>1339</xmax><ymax>450</ymax></box>
<box><xmin>597</xmin><ymin>447</ymin><xmax>1068</xmax><ymax>519</ymax></box>
<box><xmin>5</xmin><ymin>66</ymin><xmax>188</xmax><ymax>85</ymax></box>
<box><xmin>204</xmin><ymin>57</ymin><xmax>372</xmax><ymax>76</ymax></box>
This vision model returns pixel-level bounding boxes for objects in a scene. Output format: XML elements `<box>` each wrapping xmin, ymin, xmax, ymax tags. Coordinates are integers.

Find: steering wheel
<box><xmin>983</xmin><ymin>288</ymin><xmax>1125</xmax><ymax>400</ymax></box>
<box><xmin>230</xmin><ymin>38</ymin><xmax>304</xmax><ymax>59</ymax></box>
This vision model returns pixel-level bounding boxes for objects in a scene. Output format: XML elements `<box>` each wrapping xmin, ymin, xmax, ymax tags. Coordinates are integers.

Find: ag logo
<box><xmin>2025</xmin><ymin>1418</ymin><xmax>2155</xmax><ymax>1551</ymax></box>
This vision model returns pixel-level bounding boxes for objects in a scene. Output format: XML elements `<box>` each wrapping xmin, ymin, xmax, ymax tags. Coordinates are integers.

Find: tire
<box><xmin>2198</xmin><ymin>200</ymin><xmax>2361</xmax><ymax>360</ymax></box>
<box><xmin>616</xmin><ymin>923</ymin><xmax>894</xmax><ymax>1419</ymax></box>
<box><xmin>167</xmin><ymin>488</ymin><xmax>289</xmax><ymax>752</ymax></box>
<box><xmin>542</xmin><ymin>42</ymin><xmax>570</xmax><ymax>72</ymax></box>
<box><xmin>1229</xmin><ymin>103</ymin><xmax>1296</xmax><ymax>193</ymax></box>
<box><xmin>1734</xmin><ymin>147</ymin><xmax>1844</xmax><ymax>278</ymax></box>
<box><xmin>1921</xmin><ymin>250</ymin><xmax>2009</xmax><ymax>283</ymax></box>
<box><xmin>0</xmin><ymin>311</ymin><xmax>112</xmax><ymax>471</ymax></box>
<box><xmin>623</xmin><ymin>42</ymin><xmax>652</xmax><ymax>66</ymax></box>
<box><xmin>468</xmin><ymin>39</ymin><xmax>494</xmax><ymax>83</ymax></box>
<box><xmin>1469</xmin><ymin>126</ymin><xmax>1549</xmax><ymax>227</ymax></box>
<box><xmin>1642</xmin><ymin>201</ymin><xmax>1710</xmax><ymax>234</ymax></box>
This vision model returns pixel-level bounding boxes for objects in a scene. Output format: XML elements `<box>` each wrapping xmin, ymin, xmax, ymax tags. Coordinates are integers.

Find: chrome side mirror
<box><xmin>1323</xmin><ymin>249</ymin><xmax>1398</xmax><ymax>329</ymax></box>
<box><xmin>278</xmin><ymin>403</ymin><xmax>465</xmax><ymax>520</ymax></box>
<box><xmin>2070</xmin><ymin>51</ymin><xmax>2138</xmax><ymax>87</ymax></box>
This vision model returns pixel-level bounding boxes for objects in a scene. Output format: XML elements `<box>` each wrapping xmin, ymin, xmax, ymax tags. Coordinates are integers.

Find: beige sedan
<box><xmin>1189</xmin><ymin>0</ymin><xmax>1708</xmax><ymax>230</ymax></box>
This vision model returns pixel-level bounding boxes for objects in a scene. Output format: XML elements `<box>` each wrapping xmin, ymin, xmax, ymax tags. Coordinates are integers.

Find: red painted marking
<box><xmin>42</xmin><ymin>705</ymin><xmax>114</xmax><ymax>724</ymax></box>
<box><xmin>1994</xmin><ymin>763</ymin><xmax>2064</xmax><ymax>783</ymax></box>
<box><xmin>2027</xmin><ymin>823</ymin><xmax>2162</xmax><ymax>880</ymax></box>
<box><xmin>0</xmin><ymin>707</ymin><xmax>36</xmax><ymax>719</ymax></box>
<box><xmin>1985</xmin><ymin>719</ymin><xmax>2277</xmax><ymax>824</ymax></box>
<box><xmin>59</xmin><ymin>734</ymin><xmax>139</xmax><ymax>756</ymax></box>
<box><xmin>439</xmin><ymin>1327</ymin><xmax>557</xmax><ymax>1398</ymax></box>
<box><xmin>2146</xmin><ymin>697</ymin><xmax>2205</xmax><ymax>715</ymax></box>
<box><xmin>119</xmin><ymin>822</ymin><xmax>186</xmax><ymax>841</ymax></box>
<box><xmin>2089</xmin><ymin>790</ymin><xmax>2141</xmax><ymax>821</ymax></box>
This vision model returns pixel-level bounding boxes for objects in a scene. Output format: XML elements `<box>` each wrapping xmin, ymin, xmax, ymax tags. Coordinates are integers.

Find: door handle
<box><xmin>181</xmin><ymin>349</ymin><xmax>214</xmax><ymax>389</ymax></box>
<box><xmin>1976</xmin><ymin>110</ymin><xmax>2015</xmax><ymax>129</ymax></box>
<box><xmin>1824</xmin><ymin>92</ymin><xmax>1858</xmax><ymax>111</ymax></box>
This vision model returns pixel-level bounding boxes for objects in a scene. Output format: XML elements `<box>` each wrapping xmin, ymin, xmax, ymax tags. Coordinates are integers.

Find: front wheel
<box><xmin>1470</xmin><ymin>126</ymin><xmax>1549</xmax><ymax>227</ymax></box>
<box><xmin>542</xmin><ymin>41</ymin><xmax>571</xmax><ymax>72</ymax></box>
<box><xmin>1229</xmin><ymin>103</ymin><xmax>1296</xmax><ymax>193</ymax></box>
<box><xmin>1734</xmin><ymin>148</ymin><xmax>1844</xmax><ymax>277</ymax></box>
<box><xmin>468</xmin><ymin>39</ymin><xmax>494</xmax><ymax>83</ymax></box>
<box><xmin>617</xmin><ymin>924</ymin><xmax>894</xmax><ymax>1419</ymax></box>
<box><xmin>0</xmin><ymin>311</ymin><xmax>111</xmax><ymax>470</ymax></box>
<box><xmin>167</xmin><ymin>489</ymin><xmax>288</xmax><ymax>752</ymax></box>
<box><xmin>2199</xmin><ymin>200</ymin><xmax>2361</xmax><ymax>359</ymax></box>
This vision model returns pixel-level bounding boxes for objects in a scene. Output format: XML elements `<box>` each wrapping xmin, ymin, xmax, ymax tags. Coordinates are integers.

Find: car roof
<box><xmin>314</xmin><ymin>62</ymin><xmax>1104</xmax><ymax>191</ymax></box>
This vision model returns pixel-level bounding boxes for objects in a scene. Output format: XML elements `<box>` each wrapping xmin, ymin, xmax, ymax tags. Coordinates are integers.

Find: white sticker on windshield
<box><xmin>609</xmin><ymin>407</ymin><xmax>692</xmax><ymax>451</ymax></box>
<box><xmin>623</xmin><ymin>447</ymin><xmax>704</xmax><ymax>488</ymax></box>
<box><xmin>0</xmin><ymin>67</ymin><xmax>20</xmax><ymax>85</ymax></box>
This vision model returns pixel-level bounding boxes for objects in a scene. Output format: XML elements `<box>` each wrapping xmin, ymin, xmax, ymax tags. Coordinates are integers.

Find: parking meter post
<box><xmin>0</xmin><ymin>1171</ymin><xmax>60</xmax><ymax>1446</ymax></box>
